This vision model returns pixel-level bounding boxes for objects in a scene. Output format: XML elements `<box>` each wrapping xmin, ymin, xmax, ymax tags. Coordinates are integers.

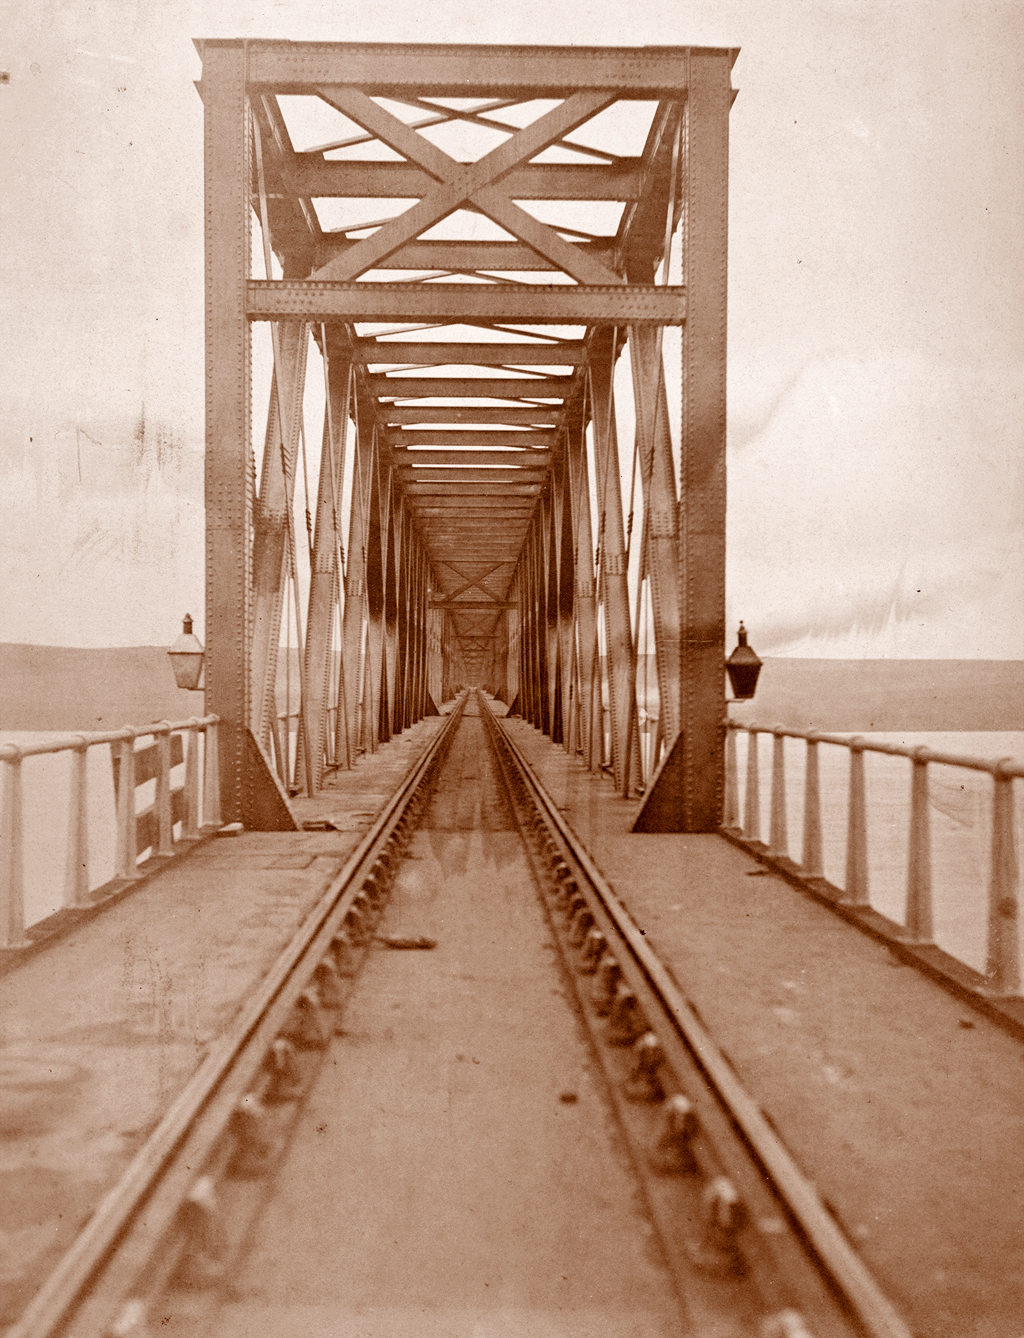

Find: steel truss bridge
<box><xmin>199</xmin><ymin>40</ymin><xmax>735</xmax><ymax>832</ymax></box>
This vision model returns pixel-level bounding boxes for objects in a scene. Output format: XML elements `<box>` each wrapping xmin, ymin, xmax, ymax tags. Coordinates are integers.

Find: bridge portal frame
<box><xmin>199</xmin><ymin>39</ymin><xmax>735</xmax><ymax>831</ymax></box>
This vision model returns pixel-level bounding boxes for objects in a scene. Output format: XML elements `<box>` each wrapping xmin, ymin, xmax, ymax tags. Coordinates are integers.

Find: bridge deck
<box><xmin>2</xmin><ymin>706</ymin><xmax>1021</xmax><ymax>1338</ymax></box>
<box><xmin>504</xmin><ymin>714</ymin><xmax>1024</xmax><ymax>1338</ymax></box>
<box><xmin>0</xmin><ymin>717</ymin><xmax>445</xmax><ymax>1327</ymax></box>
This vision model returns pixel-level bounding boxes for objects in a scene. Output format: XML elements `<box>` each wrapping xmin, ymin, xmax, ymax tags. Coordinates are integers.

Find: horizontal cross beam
<box><xmin>411</xmin><ymin>499</ymin><xmax>537</xmax><ymax>510</ymax></box>
<box><xmin>404</xmin><ymin>481</ymin><xmax>541</xmax><ymax>495</ymax></box>
<box><xmin>236</xmin><ymin>40</ymin><xmax>731</xmax><ymax>94</ymax></box>
<box><xmin>359</xmin><ymin>345</ymin><xmax>585</xmax><ymax>367</ymax></box>
<box><xmin>292</xmin><ymin>159</ymin><xmax>643</xmax><ymax>201</ymax></box>
<box><xmin>383</xmin><ymin>406</ymin><xmax>561</xmax><ymax>426</ymax></box>
<box><xmin>398</xmin><ymin>467</ymin><xmax>547</xmax><ymax>484</ymax></box>
<box><xmin>391</xmin><ymin>448</ymin><xmax>554</xmax><ymax>466</ymax></box>
<box><xmin>387</xmin><ymin>429</ymin><xmax>555</xmax><ymax>448</ymax></box>
<box><xmin>369</xmin><ymin>377</ymin><xmax>571</xmax><ymax>398</ymax></box>
<box><xmin>248</xmin><ymin>281</ymin><xmax>686</xmax><ymax>325</ymax></box>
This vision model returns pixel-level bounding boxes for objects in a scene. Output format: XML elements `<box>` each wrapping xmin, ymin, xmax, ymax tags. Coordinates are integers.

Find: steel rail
<box><xmin>482</xmin><ymin>696</ymin><xmax>913</xmax><ymax>1338</ymax></box>
<box><xmin>7</xmin><ymin>697</ymin><xmax>467</xmax><ymax>1338</ymax></box>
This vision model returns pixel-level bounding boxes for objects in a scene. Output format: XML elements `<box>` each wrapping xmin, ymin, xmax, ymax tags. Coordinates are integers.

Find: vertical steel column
<box><xmin>251</xmin><ymin>325</ymin><xmax>308</xmax><ymax>751</ymax></box>
<box><xmin>590</xmin><ymin>333</ymin><xmax>635</xmax><ymax>794</ymax></box>
<box><xmin>567</xmin><ymin>416</ymin><xmax>598</xmax><ymax>770</ymax></box>
<box><xmin>427</xmin><ymin>606</ymin><xmax>443</xmax><ymax>708</ymax></box>
<box><xmin>341</xmin><ymin>415</ymin><xmax>372</xmax><ymax>762</ymax></box>
<box><xmin>629</xmin><ymin>325</ymin><xmax>681</xmax><ymax>744</ymax></box>
<box><xmin>556</xmin><ymin>452</ymin><xmax>576</xmax><ymax>752</ymax></box>
<box><xmin>678</xmin><ymin>50</ymin><xmax>732</xmax><ymax>830</ymax></box>
<box><xmin>203</xmin><ymin>42</ymin><xmax>250</xmax><ymax>824</ymax></box>
<box><xmin>382</xmin><ymin>488</ymin><xmax>400</xmax><ymax>739</ymax></box>
<box><xmin>300</xmin><ymin>351</ymin><xmax>350</xmax><ymax>788</ymax></box>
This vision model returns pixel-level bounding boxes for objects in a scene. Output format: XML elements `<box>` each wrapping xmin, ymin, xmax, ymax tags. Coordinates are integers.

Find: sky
<box><xmin>1</xmin><ymin>0</ymin><xmax>1021</xmax><ymax>656</ymax></box>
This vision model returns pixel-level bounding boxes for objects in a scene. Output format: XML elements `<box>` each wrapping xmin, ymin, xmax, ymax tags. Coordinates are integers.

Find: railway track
<box><xmin>7</xmin><ymin>691</ymin><xmax>912</xmax><ymax>1338</ymax></box>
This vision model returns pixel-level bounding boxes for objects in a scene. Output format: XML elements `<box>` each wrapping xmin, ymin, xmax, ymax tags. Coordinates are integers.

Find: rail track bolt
<box><xmin>762</xmin><ymin>1311</ymin><xmax>815</xmax><ymax>1338</ymax></box>
<box><xmin>556</xmin><ymin>879</ymin><xmax>579</xmax><ymax>909</ymax></box>
<box><xmin>607</xmin><ymin>984</ymin><xmax>646</xmax><ymax>1045</ymax></box>
<box><xmin>579</xmin><ymin>928</ymin><xmax>606</xmax><ymax>974</ymax></box>
<box><xmin>623</xmin><ymin>1031</ymin><xmax>666</xmax><ymax>1103</ymax></box>
<box><xmin>591</xmin><ymin>955</ymin><xmax>622</xmax><ymax>1015</ymax></box>
<box><xmin>568</xmin><ymin>908</ymin><xmax>595</xmax><ymax>950</ymax></box>
<box><xmin>650</xmin><ymin>1093</ymin><xmax>699</xmax><ymax>1174</ymax></box>
<box><xmin>313</xmin><ymin>958</ymin><xmax>346</xmax><ymax>1024</ymax></box>
<box><xmin>346</xmin><ymin>904</ymin><xmax>370</xmax><ymax>946</ymax></box>
<box><xmin>692</xmin><ymin>1176</ymin><xmax>748</xmax><ymax>1277</ymax></box>
<box><xmin>283</xmin><ymin>987</ymin><xmax>332</xmax><ymax>1050</ymax></box>
<box><xmin>228</xmin><ymin>1091</ymin><xmax>277</xmax><ymax>1178</ymax></box>
<box><xmin>330</xmin><ymin>930</ymin><xmax>358</xmax><ymax>977</ymax></box>
<box><xmin>176</xmin><ymin>1176</ymin><xmax>228</xmax><ymax>1287</ymax></box>
<box><xmin>362</xmin><ymin>877</ymin><xmax>385</xmax><ymax>911</ymax></box>
<box><xmin>108</xmin><ymin>1299</ymin><xmax>151</xmax><ymax>1337</ymax></box>
<box><xmin>565</xmin><ymin>892</ymin><xmax>587</xmax><ymax>924</ymax></box>
<box><xmin>264</xmin><ymin>1037</ymin><xmax>304</xmax><ymax>1104</ymax></box>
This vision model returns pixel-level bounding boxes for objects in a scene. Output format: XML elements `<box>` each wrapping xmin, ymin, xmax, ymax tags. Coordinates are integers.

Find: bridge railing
<box><xmin>724</xmin><ymin>721</ymin><xmax>1023</xmax><ymax>997</ymax></box>
<box><xmin>0</xmin><ymin>715</ymin><xmax>221</xmax><ymax>950</ymax></box>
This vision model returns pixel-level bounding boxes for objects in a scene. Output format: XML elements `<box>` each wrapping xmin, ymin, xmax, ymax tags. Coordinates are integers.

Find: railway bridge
<box><xmin>1</xmin><ymin>40</ymin><xmax>1023</xmax><ymax>1338</ymax></box>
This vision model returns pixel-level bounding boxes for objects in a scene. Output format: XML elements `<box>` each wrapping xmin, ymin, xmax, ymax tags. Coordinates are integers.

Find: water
<box><xmin>6</xmin><ymin>728</ymin><xmax>1022</xmax><ymax>978</ymax></box>
<box><xmin>733</xmin><ymin>731</ymin><xmax>1024</xmax><ymax>975</ymax></box>
<box><xmin>0</xmin><ymin>731</ymin><xmax>203</xmax><ymax>931</ymax></box>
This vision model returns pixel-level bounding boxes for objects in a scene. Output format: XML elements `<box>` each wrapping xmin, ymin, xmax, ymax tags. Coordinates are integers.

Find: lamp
<box><xmin>726</xmin><ymin>622</ymin><xmax>762</xmax><ymax>701</ymax></box>
<box><xmin>168</xmin><ymin>614</ymin><xmax>205</xmax><ymax>691</ymax></box>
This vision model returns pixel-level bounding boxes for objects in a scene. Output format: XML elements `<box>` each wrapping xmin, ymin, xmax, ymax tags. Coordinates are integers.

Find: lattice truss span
<box><xmin>198</xmin><ymin>41</ymin><xmax>736</xmax><ymax>831</ymax></box>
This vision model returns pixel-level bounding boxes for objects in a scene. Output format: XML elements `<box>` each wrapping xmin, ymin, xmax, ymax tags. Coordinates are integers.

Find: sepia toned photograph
<box><xmin>1</xmin><ymin>3</ymin><xmax>1022</xmax><ymax>1336</ymax></box>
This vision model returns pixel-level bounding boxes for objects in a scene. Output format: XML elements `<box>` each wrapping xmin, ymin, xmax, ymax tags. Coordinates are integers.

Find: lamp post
<box><xmin>168</xmin><ymin>614</ymin><xmax>205</xmax><ymax>692</ymax></box>
<box><xmin>726</xmin><ymin>622</ymin><xmax>762</xmax><ymax>702</ymax></box>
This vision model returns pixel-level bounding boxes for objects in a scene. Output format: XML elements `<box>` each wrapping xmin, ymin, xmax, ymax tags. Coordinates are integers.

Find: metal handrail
<box><xmin>724</xmin><ymin>719</ymin><xmax>1022</xmax><ymax>997</ymax></box>
<box><xmin>0</xmin><ymin>715</ymin><xmax>221</xmax><ymax>950</ymax></box>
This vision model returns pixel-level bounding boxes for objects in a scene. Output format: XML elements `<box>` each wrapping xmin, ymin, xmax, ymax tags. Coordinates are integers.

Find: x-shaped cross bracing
<box><xmin>312</xmin><ymin>88</ymin><xmax>624</xmax><ymax>286</ymax></box>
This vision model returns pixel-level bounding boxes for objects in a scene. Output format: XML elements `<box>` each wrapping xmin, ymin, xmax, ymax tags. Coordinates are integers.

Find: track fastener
<box><xmin>607</xmin><ymin>983</ymin><xmax>647</xmax><ymax>1045</ymax></box>
<box><xmin>650</xmin><ymin>1093</ymin><xmax>699</xmax><ymax>1174</ymax></box>
<box><xmin>228</xmin><ymin>1091</ymin><xmax>277</xmax><ymax>1178</ymax></box>
<box><xmin>591</xmin><ymin>954</ymin><xmax>622</xmax><ymax>1015</ymax></box>
<box><xmin>175</xmin><ymin>1176</ymin><xmax>227</xmax><ymax>1287</ymax></box>
<box><xmin>691</xmin><ymin>1176</ymin><xmax>748</xmax><ymax>1277</ymax></box>
<box><xmin>579</xmin><ymin>928</ymin><xmax>606</xmax><ymax>973</ymax></box>
<box><xmin>264</xmin><ymin>1037</ymin><xmax>304</xmax><ymax>1104</ymax></box>
<box><xmin>282</xmin><ymin>987</ymin><xmax>332</xmax><ymax>1050</ymax></box>
<box><xmin>623</xmin><ymin>1030</ymin><xmax>666</xmax><ymax>1103</ymax></box>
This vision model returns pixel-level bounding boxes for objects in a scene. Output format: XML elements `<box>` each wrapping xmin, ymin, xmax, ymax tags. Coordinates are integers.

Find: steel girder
<box><xmin>199</xmin><ymin>39</ymin><xmax>735</xmax><ymax>829</ymax></box>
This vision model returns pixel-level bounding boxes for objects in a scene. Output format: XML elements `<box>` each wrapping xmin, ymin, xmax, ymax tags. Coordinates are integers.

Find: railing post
<box><xmin>843</xmin><ymin>738</ymin><xmax>869</xmax><ymax>906</ymax></box>
<box><xmin>984</xmin><ymin>761</ymin><xmax>1020</xmax><ymax>996</ymax></box>
<box><xmin>0</xmin><ymin>745</ymin><xmax>28</xmax><ymax>949</ymax></box>
<box><xmin>183</xmin><ymin>722</ymin><xmax>201</xmax><ymax>839</ymax></box>
<box><xmin>905</xmin><ymin>747</ymin><xmax>934</xmax><ymax>943</ymax></box>
<box><xmin>743</xmin><ymin>729</ymin><xmax>760</xmax><ymax>842</ymax></box>
<box><xmin>113</xmin><ymin>729</ymin><xmax>139</xmax><ymax>880</ymax></box>
<box><xmin>769</xmin><ymin>728</ymin><xmax>788</xmax><ymax>858</ymax></box>
<box><xmin>802</xmin><ymin>735</ymin><xmax>823</xmax><ymax>877</ymax></box>
<box><xmin>63</xmin><ymin>736</ymin><xmax>91</xmax><ymax>908</ymax></box>
<box><xmin>203</xmin><ymin>717</ymin><xmax>222</xmax><ymax>828</ymax></box>
<box><xmin>155</xmin><ymin>724</ymin><xmax>175</xmax><ymax>857</ymax></box>
<box><xmin>723</xmin><ymin>724</ymin><xmax>740</xmax><ymax>829</ymax></box>
<box><xmin>274</xmin><ymin>714</ymin><xmax>289</xmax><ymax>788</ymax></box>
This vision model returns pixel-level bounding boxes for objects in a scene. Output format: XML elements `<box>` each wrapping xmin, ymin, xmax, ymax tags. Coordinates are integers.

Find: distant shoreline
<box><xmin>2</xmin><ymin>644</ymin><xmax>1022</xmax><ymax>733</ymax></box>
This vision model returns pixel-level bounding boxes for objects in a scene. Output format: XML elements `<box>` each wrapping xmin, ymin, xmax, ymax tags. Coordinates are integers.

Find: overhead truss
<box><xmin>198</xmin><ymin>39</ymin><xmax>736</xmax><ymax>831</ymax></box>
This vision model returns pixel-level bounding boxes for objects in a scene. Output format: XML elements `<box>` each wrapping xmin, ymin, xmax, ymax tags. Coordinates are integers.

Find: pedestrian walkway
<box><xmin>502</xmin><ymin>713</ymin><xmax>1024</xmax><ymax>1338</ymax></box>
<box><xmin>0</xmin><ymin>716</ymin><xmax>445</xmax><ymax>1327</ymax></box>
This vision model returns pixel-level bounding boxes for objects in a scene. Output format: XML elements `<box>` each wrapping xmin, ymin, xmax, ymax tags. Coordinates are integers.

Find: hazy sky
<box><xmin>1</xmin><ymin>0</ymin><xmax>1021</xmax><ymax>655</ymax></box>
